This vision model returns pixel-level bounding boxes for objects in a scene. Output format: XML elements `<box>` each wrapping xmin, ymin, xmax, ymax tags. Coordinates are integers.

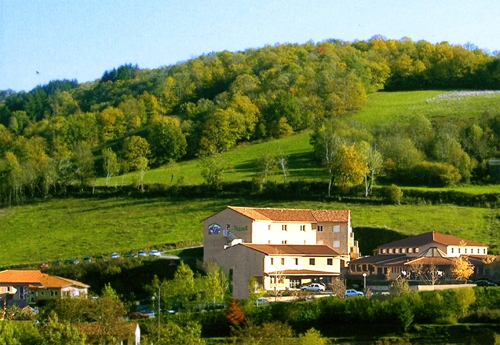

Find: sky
<box><xmin>1</xmin><ymin>0</ymin><xmax>499</xmax><ymax>92</ymax></box>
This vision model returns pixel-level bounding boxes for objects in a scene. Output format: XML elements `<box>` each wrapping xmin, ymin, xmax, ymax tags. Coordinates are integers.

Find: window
<box><xmin>333</xmin><ymin>240</ymin><xmax>340</xmax><ymax>248</ymax></box>
<box><xmin>282</xmin><ymin>240</ymin><xmax>287</xmax><ymax>244</ymax></box>
<box><xmin>408</xmin><ymin>248</ymin><xmax>413</xmax><ymax>253</ymax></box>
<box><xmin>317</xmin><ymin>225</ymin><xmax>323</xmax><ymax>232</ymax></box>
<box><xmin>333</xmin><ymin>225</ymin><xmax>340</xmax><ymax>233</ymax></box>
<box><xmin>465</xmin><ymin>248</ymin><xmax>468</xmax><ymax>254</ymax></box>
<box><xmin>281</xmin><ymin>258</ymin><xmax>285</xmax><ymax>265</ymax></box>
<box><xmin>270</xmin><ymin>258</ymin><xmax>274</xmax><ymax>265</ymax></box>
<box><xmin>295</xmin><ymin>258</ymin><xmax>299</xmax><ymax>265</ymax></box>
<box><xmin>268</xmin><ymin>224</ymin><xmax>271</xmax><ymax>230</ymax></box>
<box><xmin>282</xmin><ymin>225</ymin><xmax>287</xmax><ymax>231</ymax></box>
<box><xmin>327</xmin><ymin>258</ymin><xmax>333</xmax><ymax>265</ymax></box>
<box><xmin>414</xmin><ymin>248</ymin><xmax>419</xmax><ymax>253</ymax></box>
<box><xmin>451</xmin><ymin>248</ymin><xmax>454</xmax><ymax>254</ymax></box>
<box><xmin>309</xmin><ymin>258</ymin><xmax>316</xmax><ymax>265</ymax></box>
<box><xmin>300</xmin><ymin>225</ymin><xmax>306</xmax><ymax>231</ymax></box>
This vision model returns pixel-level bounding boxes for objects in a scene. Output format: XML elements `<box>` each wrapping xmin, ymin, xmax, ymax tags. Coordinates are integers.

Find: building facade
<box><xmin>203</xmin><ymin>206</ymin><xmax>358</xmax><ymax>298</ymax></box>
<box><xmin>348</xmin><ymin>232</ymin><xmax>489</xmax><ymax>282</ymax></box>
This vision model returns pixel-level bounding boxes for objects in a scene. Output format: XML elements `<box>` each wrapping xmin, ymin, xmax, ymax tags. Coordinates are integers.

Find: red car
<box><xmin>130</xmin><ymin>312</ymin><xmax>149</xmax><ymax>319</ymax></box>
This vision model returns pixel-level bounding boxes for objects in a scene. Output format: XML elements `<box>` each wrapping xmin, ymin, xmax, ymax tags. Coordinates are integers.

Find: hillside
<box><xmin>108</xmin><ymin>90</ymin><xmax>500</xmax><ymax>190</ymax></box>
<box><xmin>3</xmin><ymin>37</ymin><xmax>500</xmax><ymax>206</ymax></box>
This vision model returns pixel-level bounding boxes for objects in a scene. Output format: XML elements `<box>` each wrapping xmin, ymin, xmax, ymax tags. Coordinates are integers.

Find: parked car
<box><xmin>125</xmin><ymin>251</ymin><xmax>135</xmax><ymax>258</ymax></box>
<box><xmin>476</xmin><ymin>279</ymin><xmax>497</xmax><ymax>287</ymax></box>
<box><xmin>83</xmin><ymin>256</ymin><xmax>92</xmax><ymax>263</ymax></box>
<box><xmin>344</xmin><ymin>289</ymin><xmax>364</xmax><ymax>297</ymax></box>
<box><xmin>254</xmin><ymin>297</ymin><xmax>269</xmax><ymax>305</ymax></box>
<box><xmin>148</xmin><ymin>249</ymin><xmax>161</xmax><ymax>257</ymax></box>
<box><xmin>130</xmin><ymin>311</ymin><xmax>149</xmax><ymax>319</ymax></box>
<box><xmin>300</xmin><ymin>283</ymin><xmax>326</xmax><ymax>292</ymax></box>
<box><xmin>110</xmin><ymin>252</ymin><xmax>120</xmax><ymax>259</ymax></box>
<box><xmin>64</xmin><ymin>259</ymin><xmax>79</xmax><ymax>265</ymax></box>
<box><xmin>96</xmin><ymin>255</ymin><xmax>107</xmax><ymax>261</ymax></box>
<box><xmin>138</xmin><ymin>250</ymin><xmax>147</xmax><ymax>257</ymax></box>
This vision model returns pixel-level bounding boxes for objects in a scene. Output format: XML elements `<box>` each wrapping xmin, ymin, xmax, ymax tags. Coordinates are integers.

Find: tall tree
<box><xmin>72</xmin><ymin>142</ymin><xmax>94</xmax><ymax>189</ymax></box>
<box><xmin>122</xmin><ymin>135</ymin><xmax>150</xmax><ymax>172</ymax></box>
<box><xmin>102</xmin><ymin>147</ymin><xmax>120</xmax><ymax>186</ymax></box>
<box><xmin>147</xmin><ymin>115</ymin><xmax>187</xmax><ymax>165</ymax></box>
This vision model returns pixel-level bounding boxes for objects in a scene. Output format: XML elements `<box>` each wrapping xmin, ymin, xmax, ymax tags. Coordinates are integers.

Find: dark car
<box><xmin>64</xmin><ymin>258</ymin><xmax>79</xmax><ymax>265</ymax></box>
<box><xmin>83</xmin><ymin>256</ymin><xmax>92</xmax><ymax>263</ymax></box>
<box><xmin>125</xmin><ymin>251</ymin><xmax>135</xmax><ymax>258</ymax></box>
<box><xmin>476</xmin><ymin>280</ymin><xmax>497</xmax><ymax>287</ymax></box>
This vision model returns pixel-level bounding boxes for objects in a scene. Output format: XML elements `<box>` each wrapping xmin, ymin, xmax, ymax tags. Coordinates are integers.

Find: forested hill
<box><xmin>1</xmin><ymin>37</ymin><xmax>500</xmax><ymax>204</ymax></box>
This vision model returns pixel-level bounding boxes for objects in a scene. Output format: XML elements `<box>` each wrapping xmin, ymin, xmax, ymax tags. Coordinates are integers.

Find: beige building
<box><xmin>203</xmin><ymin>206</ymin><xmax>358</xmax><ymax>298</ymax></box>
<box><xmin>349</xmin><ymin>232</ymin><xmax>489</xmax><ymax>282</ymax></box>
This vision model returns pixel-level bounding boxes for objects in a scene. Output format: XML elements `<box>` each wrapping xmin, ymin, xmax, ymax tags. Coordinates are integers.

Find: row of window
<box><xmin>272</xmin><ymin>225</ymin><xmax>341</xmax><ymax>232</ymax></box>
<box><xmin>270</xmin><ymin>257</ymin><xmax>334</xmax><ymax>266</ymax></box>
<box><xmin>380</xmin><ymin>247</ymin><xmax>487</xmax><ymax>255</ymax></box>
<box><xmin>380</xmin><ymin>247</ymin><xmax>420</xmax><ymax>254</ymax></box>
<box><xmin>451</xmin><ymin>247</ymin><xmax>486</xmax><ymax>254</ymax></box>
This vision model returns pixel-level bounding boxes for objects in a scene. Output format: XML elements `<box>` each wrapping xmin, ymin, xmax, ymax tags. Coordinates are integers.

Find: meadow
<box><xmin>1</xmin><ymin>196</ymin><xmax>499</xmax><ymax>268</ymax></box>
<box><xmin>3</xmin><ymin>90</ymin><xmax>500</xmax><ymax>268</ymax></box>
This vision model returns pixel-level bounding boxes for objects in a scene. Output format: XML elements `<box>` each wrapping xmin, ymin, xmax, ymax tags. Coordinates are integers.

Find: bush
<box><xmin>410</xmin><ymin>161</ymin><xmax>462</xmax><ymax>187</ymax></box>
<box><xmin>381</xmin><ymin>184</ymin><xmax>403</xmax><ymax>204</ymax></box>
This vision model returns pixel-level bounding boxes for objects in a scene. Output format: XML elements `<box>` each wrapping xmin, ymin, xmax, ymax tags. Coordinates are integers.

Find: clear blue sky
<box><xmin>1</xmin><ymin>0</ymin><xmax>499</xmax><ymax>92</ymax></box>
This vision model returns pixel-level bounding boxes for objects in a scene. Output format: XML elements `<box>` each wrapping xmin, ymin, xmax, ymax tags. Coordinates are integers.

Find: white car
<box><xmin>300</xmin><ymin>283</ymin><xmax>326</xmax><ymax>292</ymax></box>
<box><xmin>344</xmin><ymin>289</ymin><xmax>364</xmax><ymax>297</ymax></box>
<box><xmin>110</xmin><ymin>252</ymin><xmax>120</xmax><ymax>259</ymax></box>
<box><xmin>148</xmin><ymin>249</ymin><xmax>161</xmax><ymax>257</ymax></box>
<box><xmin>138</xmin><ymin>250</ymin><xmax>147</xmax><ymax>257</ymax></box>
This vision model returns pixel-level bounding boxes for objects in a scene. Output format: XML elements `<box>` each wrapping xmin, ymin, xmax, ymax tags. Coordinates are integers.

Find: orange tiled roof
<box><xmin>227</xmin><ymin>206</ymin><xmax>349</xmax><ymax>223</ymax></box>
<box><xmin>0</xmin><ymin>270</ymin><xmax>43</xmax><ymax>284</ymax></box>
<box><xmin>378</xmin><ymin>232</ymin><xmax>487</xmax><ymax>249</ymax></box>
<box><xmin>241</xmin><ymin>244</ymin><xmax>340</xmax><ymax>256</ymax></box>
<box><xmin>34</xmin><ymin>274</ymin><xmax>89</xmax><ymax>289</ymax></box>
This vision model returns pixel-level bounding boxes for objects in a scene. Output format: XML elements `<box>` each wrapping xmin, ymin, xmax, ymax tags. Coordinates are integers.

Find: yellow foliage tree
<box><xmin>451</xmin><ymin>256</ymin><xmax>474</xmax><ymax>283</ymax></box>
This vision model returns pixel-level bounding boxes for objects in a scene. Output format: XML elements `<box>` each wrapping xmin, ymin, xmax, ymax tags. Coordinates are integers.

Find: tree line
<box><xmin>2</xmin><ymin>37</ymin><xmax>500</xmax><ymax>204</ymax></box>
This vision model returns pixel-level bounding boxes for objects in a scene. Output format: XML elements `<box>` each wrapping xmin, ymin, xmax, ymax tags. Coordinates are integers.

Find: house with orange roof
<box><xmin>203</xmin><ymin>206</ymin><xmax>358</xmax><ymax>298</ymax></box>
<box><xmin>348</xmin><ymin>231</ymin><xmax>491</xmax><ymax>286</ymax></box>
<box><xmin>29</xmin><ymin>274</ymin><xmax>89</xmax><ymax>302</ymax></box>
<box><xmin>0</xmin><ymin>270</ymin><xmax>89</xmax><ymax>306</ymax></box>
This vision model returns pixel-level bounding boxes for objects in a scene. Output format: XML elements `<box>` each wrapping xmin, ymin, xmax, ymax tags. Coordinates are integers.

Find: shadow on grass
<box><xmin>354</xmin><ymin>227</ymin><xmax>408</xmax><ymax>256</ymax></box>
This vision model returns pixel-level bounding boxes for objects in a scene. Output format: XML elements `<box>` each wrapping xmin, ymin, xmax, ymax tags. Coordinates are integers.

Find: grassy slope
<box><xmin>1</xmin><ymin>197</ymin><xmax>499</xmax><ymax>267</ymax></box>
<box><xmin>3</xmin><ymin>90</ymin><xmax>500</xmax><ymax>267</ymax></box>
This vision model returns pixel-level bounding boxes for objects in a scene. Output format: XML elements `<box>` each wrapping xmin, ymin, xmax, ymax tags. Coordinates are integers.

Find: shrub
<box><xmin>410</xmin><ymin>161</ymin><xmax>462</xmax><ymax>186</ymax></box>
<box><xmin>381</xmin><ymin>184</ymin><xmax>403</xmax><ymax>204</ymax></box>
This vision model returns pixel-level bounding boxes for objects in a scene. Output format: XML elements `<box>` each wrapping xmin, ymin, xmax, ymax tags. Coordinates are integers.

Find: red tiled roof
<box><xmin>240</xmin><ymin>244</ymin><xmax>340</xmax><ymax>256</ymax></box>
<box><xmin>227</xmin><ymin>206</ymin><xmax>349</xmax><ymax>223</ymax></box>
<box><xmin>0</xmin><ymin>270</ymin><xmax>43</xmax><ymax>284</ymax></box>
<box><xmin>378</xmin><ymin>232</ymin><xmax>487</xmax><ymax>249</ymax></box>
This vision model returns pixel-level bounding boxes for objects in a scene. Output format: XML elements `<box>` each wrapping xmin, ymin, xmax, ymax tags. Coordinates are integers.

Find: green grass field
<box><xmin>353</xmin><ymin>90</ymin><xmax>500</xmax><ymax>125</ymax></box>
<box><xmin>1</xmin><ymin>196</ymin><xmax>499</xmax><ymax>268</ymax></box>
